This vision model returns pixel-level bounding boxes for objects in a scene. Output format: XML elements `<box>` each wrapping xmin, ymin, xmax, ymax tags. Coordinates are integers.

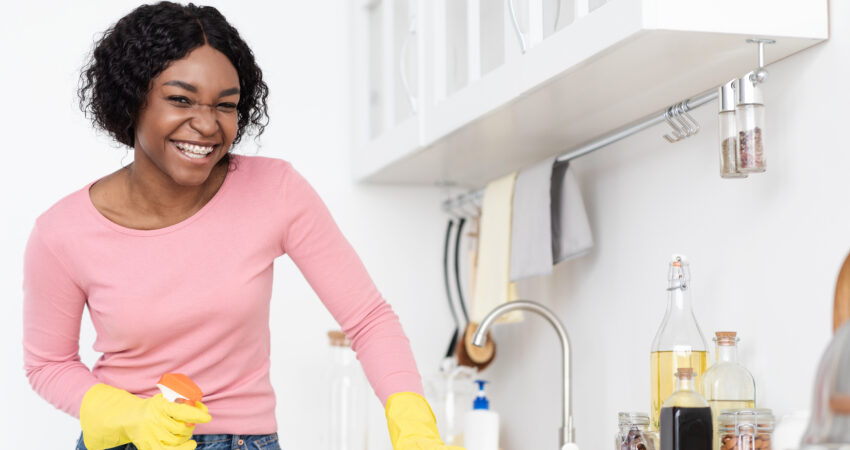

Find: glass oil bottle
<box><xmin>661</xmin><ymin>368</ymin><xmax>713</xmax><ymax>450</ymax></box>
<box><xmin>650</xmin><ymin>255</ymin><xmax>709</xmax><ymax>430</ymax></box>
<box><xmin>702</xmin><ymin>331</ymin><xmax>756</xmax><ymax>450</ymax></box>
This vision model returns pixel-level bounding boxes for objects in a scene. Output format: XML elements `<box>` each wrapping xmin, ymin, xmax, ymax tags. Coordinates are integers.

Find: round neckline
<box><xmin>85</xmin><ymin>155</ymin><xmax>238</xmax><ymax>237</ymax></box>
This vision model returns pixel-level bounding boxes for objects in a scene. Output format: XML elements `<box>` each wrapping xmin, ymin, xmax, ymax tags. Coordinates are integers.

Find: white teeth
<box><xmin>174</xmin><ymin>141</ymin><xmax>214</xmax><ymax>155</ymax></box>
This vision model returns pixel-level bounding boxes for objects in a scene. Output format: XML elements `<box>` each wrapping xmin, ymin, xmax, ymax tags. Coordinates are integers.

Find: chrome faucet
<box><xmin>472</xmin><ymin>300</ymin><xmax>579</xmax><ymax>450</ymax></box>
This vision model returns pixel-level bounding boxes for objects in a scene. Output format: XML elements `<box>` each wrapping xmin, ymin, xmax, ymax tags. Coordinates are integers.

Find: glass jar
<box><xmin>703</xmin><ymin>332</ymin><xmax>756</xmax><ymax>450</ymax></box>
<box><xmin>424</xmin><ymin>358</ymin><xmax>477</xmax><ymax>446</ymax></box>
<box><xmin>736</xmin><ymin>71</ymin><xmax>766</xmax><ymax>173</ymax></box>
<box><xmin>650</xmin><ymin>255</ymin><xmax>710</xmax><ymax>430</ymax></box>
<box><xmin>718</xmin><ymin>79</ymin><xmax>746</xmax><ymax>178</ymax></box>
<box><xmin>801</xmin><ymin>319</ymin><xmax>850</xmax><ymax>447</ymax></box>
<box><xmin>328</xmin><ymin>331</ymin><xmax>368</xmax><ymax>450</ymax></box>
<box><xmin>718</xmin><ymin>409</ymin><xmax>775</xmax><ymax>450</ymax></box>
<box><xmin>616</xmin><ymin>412</ymin><xmax>658</xmax><ymax>450</ymax></box>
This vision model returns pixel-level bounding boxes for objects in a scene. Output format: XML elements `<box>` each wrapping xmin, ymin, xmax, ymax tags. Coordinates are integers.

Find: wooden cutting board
<box><xmin>835</xmin><ymin>252</ymin><xmax>850</xmax><ymax>332</ymax></box>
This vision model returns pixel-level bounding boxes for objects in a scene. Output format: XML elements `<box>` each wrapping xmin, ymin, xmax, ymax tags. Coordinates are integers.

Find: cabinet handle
<box><xmin>507</xmin><ymin>0</ymin><xmax>528</xmax><ymax>54</ymax></box>
<box><xmin>399</xmin><ymin>16</ymin><xmax>418</xmax><ymax>113</ymax></box>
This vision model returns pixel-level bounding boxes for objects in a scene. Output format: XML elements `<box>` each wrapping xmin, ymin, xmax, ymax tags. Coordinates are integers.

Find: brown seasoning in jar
<box><xmin>738</xmin><ymin>127</ymin><xmax>764</xmax><ymax>169</ymax></box>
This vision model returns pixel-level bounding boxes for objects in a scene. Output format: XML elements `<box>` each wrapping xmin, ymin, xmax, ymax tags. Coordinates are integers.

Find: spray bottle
<box><xmin>157</xmin><ymin>373</ymin><xmax>204</xmax><ymax>426</ymax></box>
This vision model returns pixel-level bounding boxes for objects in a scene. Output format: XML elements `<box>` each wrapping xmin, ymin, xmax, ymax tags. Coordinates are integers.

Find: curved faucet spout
<box><xmin>471</xmin><ymin>300</ymin><xmax>576</xmax><ymax>449</ymax></box>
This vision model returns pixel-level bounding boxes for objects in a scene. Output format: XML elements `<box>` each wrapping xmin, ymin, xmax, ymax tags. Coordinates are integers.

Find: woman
<box><xmin>22</xmin><ymin>3</ymin><xmax>461</xmax><ymax>449</ymax></box>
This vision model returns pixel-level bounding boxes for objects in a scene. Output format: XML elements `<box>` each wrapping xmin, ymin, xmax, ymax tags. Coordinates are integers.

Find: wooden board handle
<box><xmin>835</xmin><ymin>252</ymin><xmax>850</xmax><ymax>332</ymax></box>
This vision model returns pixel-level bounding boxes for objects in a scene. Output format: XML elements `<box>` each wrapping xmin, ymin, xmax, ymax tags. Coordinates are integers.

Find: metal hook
<box><xmin>679</xmin><ymin>102</ymin><xmax>701</xmax><ymax>135</ymax></box>
<box><xmin>663</xmin><ymin>107</ymin><xmax>686</xmax><ymax>142</ymax></box>
<box><xmin>673</xmin><ymin>103</ymin><xmax>697</xmax><ymax>137</ymax></box>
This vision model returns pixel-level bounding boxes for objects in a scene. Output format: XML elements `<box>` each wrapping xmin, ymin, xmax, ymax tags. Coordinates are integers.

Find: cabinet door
<box><xmin>351</xmin><ymin>0</ymin><xmax>424</xmax><ymax>181</ymax></box>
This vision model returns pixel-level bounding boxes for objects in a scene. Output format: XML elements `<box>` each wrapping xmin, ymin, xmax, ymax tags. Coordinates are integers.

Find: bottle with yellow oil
<box><xmin>650</xmin><ymin>255</ymin><xmax>709</xmax><ymax>430</ymax></box>
<box><xmin>702</xmin><ymin>331</ymin><xmax>756</xmax><ymax>450</ymax></box>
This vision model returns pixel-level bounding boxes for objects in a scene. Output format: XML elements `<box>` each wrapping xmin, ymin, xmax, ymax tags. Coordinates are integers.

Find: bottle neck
<box><xmin>676</xmin><ymin>377</ymin><xmax>696</xmax><ymax>393</ymax></box>
<box><xmin>715</xmin><ymin>343</ymin><xmax>739</xmax><ymax>363</ymax></box>
<box><xmin>665</xmin><ymin>283</ymin><xmax>695</xmax><ymax>320</ymax></box>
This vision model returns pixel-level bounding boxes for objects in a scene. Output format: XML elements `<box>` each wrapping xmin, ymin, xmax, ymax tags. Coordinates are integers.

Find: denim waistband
<box><xmin>76</xmin><ymin>432</ymin><xmax>280</xmax><ymax>450</ymax></box>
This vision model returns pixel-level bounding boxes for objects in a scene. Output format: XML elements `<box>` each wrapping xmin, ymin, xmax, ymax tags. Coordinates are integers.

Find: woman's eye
<box><xmin>167</xmin><ymin>96</ymin><xmax>191</xmax><ymax>105</ymax></box>
<box><xmin>217</xmin><ymin>103</ymin><xmax>238</xmax><ymax>111</ymax></box>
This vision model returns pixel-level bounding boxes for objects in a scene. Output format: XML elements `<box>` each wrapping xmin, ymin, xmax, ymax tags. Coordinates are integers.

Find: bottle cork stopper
<box><xmin>715</xmin><ymin>331</ymin><xmax>738</xmax><ymax>345</ymax></box>
<box><xmin>328</xmin><ymin>330</ymin><xmax>351</xmax><ymax>347</ymax></box>
<box><xmin>676</xmin><ymin>368</ymin><xmax>694</xmax><ymax>379</ymax></box>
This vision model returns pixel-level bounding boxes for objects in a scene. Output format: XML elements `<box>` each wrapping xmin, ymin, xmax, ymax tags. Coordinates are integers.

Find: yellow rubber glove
<box><xmin>385</xmin><ymin>392</ymin><xmax>466</xmax><ymax>450</ymax></box>
<box><xmin>80</xmin><ymin>383</ymin><xmax>212</xmax><ymax>450</ymax></box>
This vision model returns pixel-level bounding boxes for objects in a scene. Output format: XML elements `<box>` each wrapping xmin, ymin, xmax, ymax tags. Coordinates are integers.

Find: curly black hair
<box><xmin>78</xmin><ymin>2</ymin><xmax>269</xmax><ymax>153</ymax></box>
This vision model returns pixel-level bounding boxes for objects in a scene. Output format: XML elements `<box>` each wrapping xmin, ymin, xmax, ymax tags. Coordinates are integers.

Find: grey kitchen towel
<box><xmin>551</xmin><ymin>160</ymin><xmax>593</xmax><ymax>264</ymax></box>
<box><xmin>509</xmin><ymin>156</ymin><xmax>557</xmax><ymax>281</ymax></box>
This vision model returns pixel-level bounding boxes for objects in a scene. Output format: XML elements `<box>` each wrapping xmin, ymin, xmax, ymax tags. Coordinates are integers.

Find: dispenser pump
<box><xmin>473</xmin><ymin>380</ymin><xmax>490</xmax><ymax>410</ymax></box>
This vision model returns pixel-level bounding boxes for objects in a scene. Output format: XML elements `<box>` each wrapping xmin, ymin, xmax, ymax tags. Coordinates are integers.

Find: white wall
<box><xmin>0</xmin><ymin>1</ymin><xmax>450</xmax><ymax>448</ymax></box>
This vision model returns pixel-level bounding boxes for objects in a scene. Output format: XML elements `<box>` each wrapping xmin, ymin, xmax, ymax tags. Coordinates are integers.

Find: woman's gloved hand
<box><xmin>385</xmin><ymin>392</ymin><xmax>465</xmax><ymax>450</ymax></box>
<box><xmin>80</xmin><ymin>383</ymin><xmax>212</xmax><ymax>450</ymax></box>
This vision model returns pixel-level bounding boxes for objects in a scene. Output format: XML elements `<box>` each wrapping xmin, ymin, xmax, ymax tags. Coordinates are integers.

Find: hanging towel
<box><xmin>509</xmin><ymin>156</ymin><xmax>557</xmax><ymax>281</ymax></box>
<box><xmin>471</xmin><ymin>172</ymin><xmax>522</xmax><ymax>324</ymax></box>
<box><xmin>551</xmin><ymin>160</ymin><xmax>593</xmax><ymax>264</ymax></box>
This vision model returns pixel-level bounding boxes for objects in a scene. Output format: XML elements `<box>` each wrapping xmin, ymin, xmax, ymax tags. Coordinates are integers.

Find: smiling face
<box><xmin>134</xmin><ymin>44</ymin><xmax>240</xmax><ymax>187</ymax></box>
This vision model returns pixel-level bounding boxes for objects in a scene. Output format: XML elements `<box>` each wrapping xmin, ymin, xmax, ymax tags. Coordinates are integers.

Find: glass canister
<box><xmin>718</xmin><ymin>408</ymin><xmax>775</xmax><ymax>450</ymax></box>
<box><xmin>736</xmin><ymin>71</ymin><xmax>766</xmax><ymax>173</ymax></box>
<box><xmin>718</xmin><ymin>79</ymin><xmax>746</xmax><ymax>178</ymax></box>
<box><xmin>328</xmin><ymin>330</ymin><xmax>368</xmax><ymax>450</ymax></box>
<box><xmin>650</xmin><ymin>255</ymin><xmax>710</xmax><ymax>430</ymax></box>
<box><xmin>616</xmin><ymin>412</ymin><xmax>658</xmax><ymax>450</ymax></box>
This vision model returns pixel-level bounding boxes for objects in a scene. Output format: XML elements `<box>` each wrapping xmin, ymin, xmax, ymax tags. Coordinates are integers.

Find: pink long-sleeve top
<box><xmin>22</xmin><ymin>154</ymin><xmax>423</xmax><ymax>434</ymax></box>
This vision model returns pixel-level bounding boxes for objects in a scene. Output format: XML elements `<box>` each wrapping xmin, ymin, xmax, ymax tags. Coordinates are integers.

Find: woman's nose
<box><xmin>189</xmin><ymin>105</ymin><xmax>219</xmax><ymax>136</ymax></box>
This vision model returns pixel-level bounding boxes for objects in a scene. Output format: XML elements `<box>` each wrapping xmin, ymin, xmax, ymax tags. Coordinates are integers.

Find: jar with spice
<box><xmin>736</xmin><ymin>71</ymin><xmax>766</xmax><ymax>173</ymax></box>
<box><xmin>616</xmin><ymin>412</ymin><xmax>658</xmax><ymax>450</ymax></box>
<box><xmin>718</xmin><ymin>408</ymin><xmax>774</xmax><ymax>450</ymax></box>
<box><xmin>718</xmin><ymin>79</ymin><xmax>746</xmax><ymax>178</ymax></box>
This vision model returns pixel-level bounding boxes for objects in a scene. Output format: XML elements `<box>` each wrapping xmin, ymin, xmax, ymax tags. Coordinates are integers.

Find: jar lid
<box><xmin>618</xmin><ymin>412</ymin><xmax>650</xmax><ymax>426</ymax></box>
<box><xmin>718</xmin><ymin>79</ymin><xmax>736</xmax><ymax>113</ymax></box>
<box><xmin>737</xmin><ymin>71</ymin><xmax>764</xmax><ymax>105</ymax></box>
<box><xmin>718</xmin><ymin>408</ymin><xmax>775</xmax><ymax>430</ymax></box>
<box><xmin>328</xmin><ymin>330</ymin><xmax>351</xmax><ymax>347</ymax></box>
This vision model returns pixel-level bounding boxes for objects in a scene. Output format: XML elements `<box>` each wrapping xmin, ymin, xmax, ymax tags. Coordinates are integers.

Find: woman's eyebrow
<box><xmin>163</xmin><ymin>80</ymin><xmax>240</xmax><ymax>97</ymax></box>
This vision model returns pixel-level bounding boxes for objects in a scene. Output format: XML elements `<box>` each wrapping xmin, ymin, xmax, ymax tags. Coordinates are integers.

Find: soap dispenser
<box><xmin>464</xmin><ymin>380</ymin><xmax>500</xmax><ymax>450</ymax></box>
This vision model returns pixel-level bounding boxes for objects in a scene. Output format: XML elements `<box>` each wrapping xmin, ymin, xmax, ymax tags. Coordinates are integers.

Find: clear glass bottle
<box><xmin>718</xmin><ymin>408</ymin><xmax>774</xmax><ymax>450</ymax></box>
<box><xmin>736</xmin><ymin>71</ymin><xmax>766</xmax><ymax>173</ymax></box>
<box><xmin>703</xmin><ymin>331</ymin><xmax>756</xmax><ymax>450</ymax></box>
<box><xmin>718</xmin><ymin>79</ymin><xmax>746</xmax><ymax>178</ymax></box>
<box><xmin>615</xmin><ymin>412</ymin><xmax>658</xmax><ymax>450</ymax></box>
<box><xmin>661</xmin><ymin>368</ymin><xmax>713</xmax><ymax>450</ymax></box>
<box><xmin>328</xmin><ymin>331</ymin><xmax>368</xmax><ymax>450</ymax></box>
<box><xmin>801</xmin><ymin>319</ymin><xmax>850</xmax><ymax>447</ymax></box>
<box><xmin>650</xmin><ymin>255</ymin><xmax>710</xmax><ymax>430</ymax></box>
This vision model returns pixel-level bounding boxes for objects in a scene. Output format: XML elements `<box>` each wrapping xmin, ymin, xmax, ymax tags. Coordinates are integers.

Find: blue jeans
<box><xmin>75</xmin><ymin>433</ymin><xmax>281</xmax><ymax>450</ymax></box>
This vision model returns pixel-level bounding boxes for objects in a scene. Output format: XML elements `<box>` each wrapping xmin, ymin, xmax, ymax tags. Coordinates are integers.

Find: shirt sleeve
<box><xmin>278</xmin><ymin>164</ymin><xmax>423</xmax><ymax>405</ymax></box>
<box><xmin>22</xmin><ymin>222</ymin><xmax>99</xmax><ymax>418</ymax></box>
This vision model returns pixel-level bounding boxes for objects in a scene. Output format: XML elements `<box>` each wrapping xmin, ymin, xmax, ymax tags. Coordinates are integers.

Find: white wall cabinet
<box><xmin>350</xmin><ymin>0</ymin><xmax>828</xmax><ymax>188</ymax></box>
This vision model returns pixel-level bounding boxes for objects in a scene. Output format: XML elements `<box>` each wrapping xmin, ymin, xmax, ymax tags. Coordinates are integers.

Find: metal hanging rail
<box><xmin>441</xmin><ymin>87</ymin><xmax>719</xmax><ymax>214</ymax></box>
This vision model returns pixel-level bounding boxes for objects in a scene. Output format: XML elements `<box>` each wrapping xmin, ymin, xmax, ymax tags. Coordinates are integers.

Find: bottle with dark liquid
<box><xmin>661</xmin><ymin>368</ymin><xmax>712</xmax><ymax>450</ymax></box>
